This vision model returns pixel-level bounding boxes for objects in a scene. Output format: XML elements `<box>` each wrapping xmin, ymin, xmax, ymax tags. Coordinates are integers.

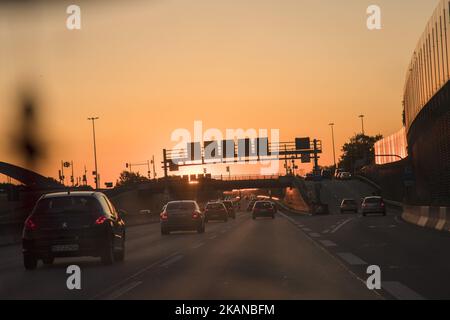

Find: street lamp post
<box><xmin>358</xmin><ymin>114</ymin><xmax>365</xmax><ymax>135</ymax></box>
<box><xmin>88</xmin><ymin>117</ymin><xmax>99</xmax><ymax>190</ymax></box>
<box><xmin>328</xmin><ymin>123</ymin><xmax>336</xmax><ymax>169</ymax></box>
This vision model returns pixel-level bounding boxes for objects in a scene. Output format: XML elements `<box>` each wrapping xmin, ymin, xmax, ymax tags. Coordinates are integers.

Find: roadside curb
<box><xmin>402</xmin><ymin>205</ymin><xmax>450</xmax><ymax>232</ymax></box>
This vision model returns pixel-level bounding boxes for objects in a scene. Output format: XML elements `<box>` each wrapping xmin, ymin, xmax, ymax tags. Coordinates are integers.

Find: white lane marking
<box><xmin>209</xmin><ymin>234</ymin><xmax>217</xmax><ymax>240</ymax></box>
<box><xmin>336</xmin><ymin>252</ymin><xmax>367</xmax><ymax>265</ymax></box>
<box><xmin>191</xmin><ymin>242</ymin><xmax>205</xmax><ymax>249</ymax></box>
<box><xmin>103</xmin><ymin>281</ymin><xmax>142</xmax><ymax>300</ymax></box>
<box><xmin>159</xmin><ymin>254</ymin><xmax>184</xmax><ymax>268</ymax></box>
<box><xmin>330</xmin><ymin>218</ymin><xmax>354</xmax><ymax>234</ymax></box>
<box><xmin>309</xmin><ymin>232</ymin><xmax>321</xmax><ymax>238</ymax></box>
<box><xmin>322</xmin><ymin>229</ymin><xmax>330</xmax><ymax>234</ymax></box>
<box><xmin>91</xmin><ymin>252</ymin><xmax>180</xmax><ymax>299</ymax></box>
<box><xmin>319</xmin><ymin>240</ymin><xmax>337</xmax><ymax>247</ymax></box>
<box><xmin>382</xmin><ymin>281</ymin><xmax>425</xmax><ymax>300</ymax></box>
<box><xmin>220</xmin><ymin>229</ymin><xmax>227</xmax><ymax>234</ymax></box>
<box><xmin>302</xmin><ymin>228</ymin><xmax>312</xmax><ymax>232</ymax></box>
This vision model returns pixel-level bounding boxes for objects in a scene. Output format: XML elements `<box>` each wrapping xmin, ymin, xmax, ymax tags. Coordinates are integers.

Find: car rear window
<box><xmin>206</xmin><ymin>203</ymin><xmax>224</xmax><ymax>210</ymax></box>
<box><xmin>167</xmin><ymin>202</ymin><xmax>196</xmax><ymax>210</ymax></box>
<box><xmin>254</xmin><ymin>202</ymin><xmax>273</xmax><ymax>209</ymax></box>
<box><xmin>33</xmin><ymin>196</ymin><xmax>101</xmax><ymax>216</ymax></box>
<box><xmin>365</xmin><ymin>198</ymin><xmax>382</xmax><ymax>204</ymax></box>
<box><xmin>343</xmin><ymin>200</ymin><xmax>356</xmax><ymax>204</ymax></box>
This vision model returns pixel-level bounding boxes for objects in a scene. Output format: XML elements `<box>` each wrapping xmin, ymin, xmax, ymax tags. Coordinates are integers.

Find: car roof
<box><xmin>342</xmin><ymin>198</ymin><xmax>355</xmax><ymax>201</ymax></box>
<box><xmin>363</xmin><ymin>196</ymin><xmax>382</xmax><ymax>200</ymax></box>
<box><xmin>41</xmin><ymin>191</ymin><xmax>99</xmax><ymax>199</ymax></box>
<box><xmin>168</xmin><ymin>200</ymin><xmax>197</xmax><ymax>203</ymax></box>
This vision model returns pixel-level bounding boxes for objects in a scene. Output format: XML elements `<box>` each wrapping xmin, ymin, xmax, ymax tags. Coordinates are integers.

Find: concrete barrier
<box><xmin>402</xmin><ymin>205</ymin><xmax>450</xmax><ymax>232</ymax></box>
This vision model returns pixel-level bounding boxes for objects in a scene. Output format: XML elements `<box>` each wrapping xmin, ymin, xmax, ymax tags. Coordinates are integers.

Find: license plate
<box><xmin>51</xmin><ymin>244</ymin><xmax>79</xmax><ymax>252</ymax></box>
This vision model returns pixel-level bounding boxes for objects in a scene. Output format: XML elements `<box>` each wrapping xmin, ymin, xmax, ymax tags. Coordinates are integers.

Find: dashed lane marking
<box><xmin>336</xmin><ymin>252</ymin><xmax>368</xmax><ymax>265</ymax></box>
<box><xmin>191</xmin><ymin>242</ymin><xmax>205</xmax><ymax>249</ymax></box>
<box><xmin>103</xmin><ymin>281</ymin><xmax>142</xmax><ymax>300</ymax></box>
<box><xmin>382</xmin><ymin>281</ymin><xmax>425</xmax><ymax>300</ymax></box>
<box><xmin>92</xmin><ymin>252</ymin><xmax>180</xmax><ymax>300</ymax></box>
<box><xmin>319</xmin><ymin>240</ymin><xmax>337</xmax><ymax>247</ymax></box>
<box><xmin>330</xmin><ymin>218</ymin><xmax>354</xmax><ymax>233</ymax></box>
<box><xmin>309</xmin><ymin>233</ymin><xmax>321</xmax><ymax>238</ymax></box>
<box><xmin>159</xmin><ymin>254</ymin><xmax>184</xmax><ymax>268</ymax></box>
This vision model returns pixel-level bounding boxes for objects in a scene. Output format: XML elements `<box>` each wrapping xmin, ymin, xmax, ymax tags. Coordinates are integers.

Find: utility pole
<box><xmin>329</xmin><ymin>123</ymin><xmax>336</xmax><ymax>169</ymax></box>
<box><xmin>359</xmin><ymin>114</ymin><xmax>365</xmax><ymax>135</ymax></box>
<box><xmin>88</xmin><ymin>117</ymin><xmax>99</xmax><ymax>189</ymax></box>
<box><xmin>152</xmin><ymin>155</ymin><xmax>156</xmax><ymax>179</ymax></box>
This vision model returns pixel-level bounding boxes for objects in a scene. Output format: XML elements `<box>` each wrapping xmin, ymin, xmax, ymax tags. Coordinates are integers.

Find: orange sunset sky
<box><xmin>0</xmin><ymin>0</ymin><xmax>440</xmax><ymax>185</ymax></box>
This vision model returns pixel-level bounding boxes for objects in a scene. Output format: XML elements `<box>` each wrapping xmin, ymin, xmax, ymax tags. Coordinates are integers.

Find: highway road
<box><xmin>0</xmin><ymin>180</ymin><xmax>448</xmax><ymax>300</ymax></box>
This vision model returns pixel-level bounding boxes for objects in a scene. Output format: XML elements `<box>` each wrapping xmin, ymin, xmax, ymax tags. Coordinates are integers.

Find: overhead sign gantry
<box><xmin>161</xmin><ymin>137</ymin><xmax>322</xmax><ymax>178</ymax></box>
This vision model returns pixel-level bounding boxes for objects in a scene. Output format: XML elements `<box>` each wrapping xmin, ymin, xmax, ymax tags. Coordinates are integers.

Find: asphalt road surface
<box><xmin>0</xmin><ymin>180</ymin><xmax>448</xmax><ymax>300</ymax></box>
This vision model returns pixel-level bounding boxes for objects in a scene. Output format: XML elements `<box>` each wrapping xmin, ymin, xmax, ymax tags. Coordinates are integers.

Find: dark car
<box><xmin>340</xmin><ymin>199</ymin><xmax>358</xmax><ymax>213</ymax></box>
<box><xmin>222</xmin><ymin>200</ymin><xmax>236</xmax><ymax>219</ymax></box>
<box><xmin>22</xmin><ymin>191</ymin><xmax>126</xmax><ymax>270</ymax></box>
<box><xmin>204</xmin><ymin>202</ymin><xmax>228</xmax><ymax>222</ymax></box>
<box><xmin>361</xmin><ymin>196</ymin><xmax>386</xmax><ymax>216</ymax></box>
<box><xmin>160</xmin><ymin>200</ymin><xmax>205</xmax><ymax>235</ymax></box>
<box><xmin>252</xmin><ymin>201</ymin><xmax>276</xmax><ymax>220</ymax></box>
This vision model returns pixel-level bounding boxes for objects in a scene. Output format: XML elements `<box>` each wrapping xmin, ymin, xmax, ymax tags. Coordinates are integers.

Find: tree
<box><xmin>116</xmin><ymin>171</ymin><xmax>149</xmax><ymax>187</ymax></box>
<box><xmin>338</xmin><ymin>134</ymin><xmax>383</xmax><ymax>172</ymax></box>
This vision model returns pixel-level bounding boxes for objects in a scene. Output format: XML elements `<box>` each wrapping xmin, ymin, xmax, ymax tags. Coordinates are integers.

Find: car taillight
<box><xmin>95</xmin><ymin>216</ymin><xmax>107</xmax><ymax>225</ymax></box>
<box><xmin>381</xmin><ymin>202</ymin><xmax>385</xmax><ymax>207</ymax></box>
<box><xmin>24</xmin><ymin>217</ymin><xmax>37</xmax><ymax>231</ymax></box>
<box><xmin>160</xmin><ymin>211</ymin><xmax>168</xmax><ymax>220</ymax></box>
<box><xmin>192</xmin><ymin>211</ymin><xmax>199</xmax><ymax>219</ymax></box>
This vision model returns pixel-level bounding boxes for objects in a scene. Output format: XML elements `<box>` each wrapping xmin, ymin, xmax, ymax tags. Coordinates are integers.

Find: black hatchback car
<box><xmin>22</xmin><ymin>191</ymin><xmax>126</xmax><ymax>270</ymax></box>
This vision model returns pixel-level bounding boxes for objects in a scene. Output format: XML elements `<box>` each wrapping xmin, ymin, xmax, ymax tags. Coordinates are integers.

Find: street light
<box><xmin>87</xmin><ymin>117</ymin><xmax>99</xmax><ymax>189</ymax></box>
<box><xmin>328</xmin><ymin>123</ymin><xmax>336</xmax><ymax>169</ymax></box>
<box><xmin>358</xmin><ymin>114</ymin><xmax>365</xmax><ymax>135</ymax></box>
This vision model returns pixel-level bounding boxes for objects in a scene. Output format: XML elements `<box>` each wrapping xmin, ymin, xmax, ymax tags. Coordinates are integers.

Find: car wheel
<box><xmin>24</xmin><ymin>254</ymin><xmax>37</xmax><ymax>270</ymax></box>
<box><xmin>42</xmin><ymin>257</ymin><xmax>54</xmax><ymax>265</ymax></box>
<box><xmin>101</xmin><ymin>237</ymin><xmax>114</xmax><ymax>265</ymax></box>
<box><xmin>197</xmin><ymin>224</ymin><xmax>205</xmax><ymax>234</ymax></box>
<box><xmin>161</xmin><ymin>227</ymin><xmax>169</xmax><ymax>235</ymax></box>
<box><xmin>114</xmin><ymin>236</ymin><xmax>126</xmax><ymax>262</ymax></box>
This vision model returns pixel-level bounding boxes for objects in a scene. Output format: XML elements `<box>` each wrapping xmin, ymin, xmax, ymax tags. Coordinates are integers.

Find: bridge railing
<box><xmin>211</xmin><ymin>175</ymin><xmax>280</xmax><ymax>181</ymax></box>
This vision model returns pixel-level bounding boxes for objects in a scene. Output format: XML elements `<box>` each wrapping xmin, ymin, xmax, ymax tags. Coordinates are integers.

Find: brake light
<box><xmin>192</xmin><ymin>211</ymin><xmax>199</xmax><ymax>219</ymax></box>
<box><xmin>381</xmin><ymin>202</ymin><xmax>385</xmax><ymax>207</ymax></box>
<box><xmin>24</xmin><ymin>217</ymin><xmax>37</xmax><ymax>231</ymax></box>
<box><xmin>160</xmin><ymin>211</ymin><xmax>168</xmax><ymax>220</ymax></box>
<box><xmin>95</xmin><ymin>216</ymin><xmax>107</xmax><ymax>225</ymax></box>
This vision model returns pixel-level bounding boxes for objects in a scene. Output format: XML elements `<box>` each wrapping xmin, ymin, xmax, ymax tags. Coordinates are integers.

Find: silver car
<box><xmin>361</xmin><ymin>196</ymin><xmax>386</xmax><ymax>216</ymax></box>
